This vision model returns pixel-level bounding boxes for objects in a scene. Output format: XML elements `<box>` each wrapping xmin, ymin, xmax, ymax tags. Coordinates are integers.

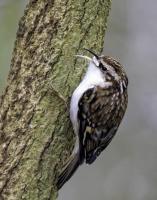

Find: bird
<box><xmin>56</xmin><ymin>48</ymin><xmax>128</xmax><ymax>189</ymax></box>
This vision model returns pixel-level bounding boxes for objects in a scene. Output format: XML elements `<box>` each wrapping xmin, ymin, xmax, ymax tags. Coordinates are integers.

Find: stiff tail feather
<box><xmin>56</xmin><ymin>152</ymin><xmax>81</xmax><ymax>190</ymax></box>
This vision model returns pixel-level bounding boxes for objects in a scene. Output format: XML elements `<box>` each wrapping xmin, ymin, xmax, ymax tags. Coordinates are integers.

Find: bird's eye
<box><xmin>99</xmin><ymin>63</ymin><xmax>106</xmax><ymax>71</ymax></box>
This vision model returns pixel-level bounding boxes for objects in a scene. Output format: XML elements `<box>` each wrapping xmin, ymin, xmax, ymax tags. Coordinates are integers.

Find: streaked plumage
<box><xmin>57</xmin><ymin>49</ymin><xmax>128</xmax><ymax>189</ymax></box>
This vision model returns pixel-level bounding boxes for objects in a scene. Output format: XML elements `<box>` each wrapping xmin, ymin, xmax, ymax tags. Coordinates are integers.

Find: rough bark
<box><xmin>0</xmin><ymin>0</ymin><xmax>111</xmax><ymax>199</ymax></box>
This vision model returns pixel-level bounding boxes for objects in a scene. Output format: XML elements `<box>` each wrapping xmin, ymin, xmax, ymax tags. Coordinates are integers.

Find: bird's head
<box><xmin>76</xmin><ymin>48</ymin><xmax>128</xmax><ymax>87</ymax></box>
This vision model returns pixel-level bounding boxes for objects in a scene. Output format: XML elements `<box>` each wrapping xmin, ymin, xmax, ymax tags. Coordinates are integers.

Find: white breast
<box><xmin>70</xmin><ymin>61</ymin><xmax>111</xmax><ymax>135</ymax></box>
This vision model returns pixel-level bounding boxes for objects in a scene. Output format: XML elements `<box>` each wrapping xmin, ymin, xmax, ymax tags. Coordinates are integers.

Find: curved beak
<box><xmin>75</xmin><ymin>48</ymin><xmax>100</xmax><ymax>67</ymax></box>
<box><xmin>83</xmin><ymin>48</ymin><xmax>99</xmax><ymax>60</ymax></box>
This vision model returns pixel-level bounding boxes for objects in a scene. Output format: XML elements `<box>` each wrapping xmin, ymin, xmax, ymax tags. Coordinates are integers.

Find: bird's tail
<box><xmin>56</xmin><ymin>152</ymin><xmax>81</xmax><ymax>190</ymax></box>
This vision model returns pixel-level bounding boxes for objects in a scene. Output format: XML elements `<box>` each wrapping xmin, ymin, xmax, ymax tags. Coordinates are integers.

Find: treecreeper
<box><xmin>57</xmin><ymin>49</ymin><xmax>128</xmax><ymax>189</ymax></box>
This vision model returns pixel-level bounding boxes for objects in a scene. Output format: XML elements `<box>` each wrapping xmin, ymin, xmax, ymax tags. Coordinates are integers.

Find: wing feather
<box><xmin>78</xmin><ymin>86</ymin><xmax>127</xmax><ymax>164</ymax></box>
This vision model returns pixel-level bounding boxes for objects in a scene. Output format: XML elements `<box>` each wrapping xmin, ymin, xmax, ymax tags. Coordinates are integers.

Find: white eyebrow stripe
<box><xmin>92</xmin><ymin>56</ymin><xmax>99</xmax><ymax>66</ymax></box>
<box><xmin>120</xmin><ymin>81</ymin><xmax>124</xmax><ymax>94</ymax></box>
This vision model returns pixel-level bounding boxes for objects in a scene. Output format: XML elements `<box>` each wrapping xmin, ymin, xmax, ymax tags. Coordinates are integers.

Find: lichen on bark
<box><xmin>0</xmin><ymin>0</ymin><xmax>111</xmax><ymax>199</ymax></box>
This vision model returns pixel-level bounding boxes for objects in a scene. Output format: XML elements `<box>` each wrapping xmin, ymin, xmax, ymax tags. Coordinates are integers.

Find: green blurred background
<box><xmin>0</xmin><ymin>0</ymin><xmax>27</xmax><ymax>91</ymax></box>
<box><xmin>0</xmin><ymin>0</ymin><xmax>157</xmax><ymax>200</ymax></box>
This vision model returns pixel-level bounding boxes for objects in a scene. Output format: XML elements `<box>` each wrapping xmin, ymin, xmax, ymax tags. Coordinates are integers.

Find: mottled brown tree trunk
<box><xmin>0</xmin><ymin>0</ymin><xmax>111</xmax><ymax>199</ymax></box>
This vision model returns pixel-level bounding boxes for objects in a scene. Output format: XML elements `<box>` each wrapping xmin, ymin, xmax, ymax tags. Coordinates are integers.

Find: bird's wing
<box><xmin>78</xmin><ymin>86</ymin><xmax>127</xmax><ymax>164</ymax></box>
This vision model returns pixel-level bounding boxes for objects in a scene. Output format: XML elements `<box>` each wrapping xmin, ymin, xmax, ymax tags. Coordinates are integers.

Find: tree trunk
<box><xmin>0</xmin><ymin>0</ymin><xmax>111</xmax><ymax>199</ymax></box>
